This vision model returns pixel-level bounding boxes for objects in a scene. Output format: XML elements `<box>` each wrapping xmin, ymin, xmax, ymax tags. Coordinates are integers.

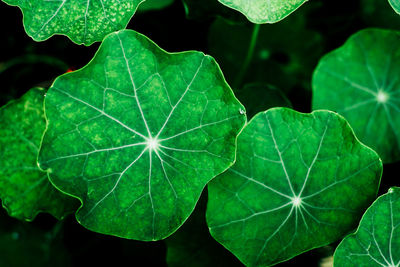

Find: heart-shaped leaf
<box><xmin>218</xmin><ymin>0</ymin><xmax>308</xmax><ymax>24</ymax></box>
<box><xmin>334</xmin><ymin>187</ymin><xmax>400</xmax><ymax>266</ymax></box>
<box><xmin>38</xmin><ymin>29</ymin><xmax>246</xmax><ymax>240</ymax></box>
<box><xmin>312</xmin><ymin>28</ymin><xmax>400</xmax><ymax>163</ymax></box>
<box><xmin>207</xmin><ymin>108</ymin><xmax>382</xmax><ymax>266</ymax></box>
<box><xmin>0</xmin><ymin>88</ymin><xmax>77</xmax><ymax>221</ymax></box>
<box><xmin>2</xmin><ymin>0</ymin><xmax>144</xmax><ymax>45</ymax></box>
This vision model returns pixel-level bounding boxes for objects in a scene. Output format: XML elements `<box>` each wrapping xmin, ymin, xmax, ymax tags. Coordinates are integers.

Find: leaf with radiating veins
<box><xmin>312</xmin><ymin>28</ymin><xmax>400</xmax><ymax>163</ymax></box>
<box><xmin>218</xmin><ymin>0</ymin><xmax>308</xmax><ymax>24</ymax></box>
<box><xmin>207</xmin><ymin>108</ymin><xmax>382</xmax><ymax>266</ymax></box>
<box><xmin>334</xmin><ymin>187</ymin><xmax>400</xmax><ymax>267</ymax></box>
<box><xmin>1</xmin><ymin>0</ymin><xmax>145</xmax><ymax>45</ymax></box>
<box><xmin>0</xmin><ymin>88</ymin><xmax>77</xmax><ymax>221</ymax></box>
<box><xmin>38</xmin><ymin>29</ymin><xmax>246</xmax><ymax>241</ymax></box>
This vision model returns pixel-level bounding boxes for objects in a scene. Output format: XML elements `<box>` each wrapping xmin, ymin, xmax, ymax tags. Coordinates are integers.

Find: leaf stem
<box><xmin>233</xmin><ymin>24</ymin><xmax>261</xmax><ymax>89</ymax></box>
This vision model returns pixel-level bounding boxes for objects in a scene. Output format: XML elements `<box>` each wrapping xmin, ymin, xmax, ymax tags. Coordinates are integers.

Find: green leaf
<box><xmin>218</xmin><ymin>0</ymin><xmax>308</xmax><ymax>24</ymax></box>
<box><xmin>312</xmin><ymin>28</ymin><xmax>400</xmax><ymax>163</ymax></box>
<box><xmin>334</xmin><ymin>187</ymin><xmax>400</xmax><ymax>266</ymax></box>
<box><xmin>138</xmin><ymin>0</ymin><xmax>174</xmax><ymax>12</ymax></box>
<box><xmin>2</xmin><ymin>0</ymin><xmax>144</xmax><ymax>45</ymax></box>
<box><xmin>0</xmin><ymin>88</ymin><xmax>77</xmax><ymax>221</ymax></box>
<box><xmin>207</xmin><ymin>108</ymin><xmax>382</xmax><ymax>266</ymax></box>
<box><xmin>389</xmin><ymin>0</ymin><xmax>400</xmax><ymax>14</ymax></box>
<box><xmin>38</xmin><ymin>29</ymin><xmax>246</xmax><ymax>241</ymax></box>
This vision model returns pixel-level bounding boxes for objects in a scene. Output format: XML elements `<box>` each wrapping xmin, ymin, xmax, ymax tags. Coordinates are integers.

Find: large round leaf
<box><xmin>312</xmin><ymin>28</ymin><xmax>400</xmax><ymax>163</ymax></box>
<box><xmin>38</xmin><ymin>29</ymin><xmax>246</xmax><ymax>241</ymax></box>
<box><xmin>0</xmin><ymin>88</ymin><xmax>77</xmax><ymax>221</ymax></box>
<box><xmin>334</xmin><ymin>187</ymin><xmax>400</xmax><ymax>266</ymax></box>
<box><xmin>218</xmin><ymin>0</ymin><xmax>308</xmax><ymax>24</ymax></box>
<box><xmin>207</xmin><ymin>108</ymin><xmax>382</xmax><ymax>266</ymax></box>
<box><xmin>1</xmin><ymin>0</ymin><xmax>144</xmax><ymax>45</ymax></box>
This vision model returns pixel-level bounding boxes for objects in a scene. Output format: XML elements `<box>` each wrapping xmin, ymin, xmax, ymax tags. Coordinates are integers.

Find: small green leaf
<box><xmin>218</xmin><ymin>0</ymin><xmax>308</xmax><ymax>24</ymax></box>
<box><xmin>2</xmin><ymin>0</ymin><xmax>144</xmax><ymax>45</ymax></box>
<box><xmin>334</xmin><ymin>187</ymin><xmax>400</xmax><ymax>266</ymax></box>
<box><xmin>0</xmin><ymin>88</ymin><xmax>77</xmax><ymax>221</ymax></box>
<box><xmin>312</xmin><ymin>28</ymin><xmax>400</xmax><ymax>163</ymax></box>
<box><xmin>389</xmin><ymin>0</ymin><xmax>400</xmax><ymax>14</ymax></box>
<box><xmin>38</xmin><ymin>29</ymin><xmax>246</xmax><ymax>241</ymax></box>
<box><xmin>207</xmin><ymin>108</ymin><xmax>382</xmax><ymax>266</ymax></box>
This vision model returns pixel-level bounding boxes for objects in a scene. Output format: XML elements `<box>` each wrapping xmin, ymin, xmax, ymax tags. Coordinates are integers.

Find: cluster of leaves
<box><xmin>0</xmin><ymin>0</ymin><xmax>400</xmax><ymax>266</ymax></box>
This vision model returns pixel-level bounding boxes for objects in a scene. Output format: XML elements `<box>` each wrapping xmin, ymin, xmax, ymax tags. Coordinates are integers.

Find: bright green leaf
<box><xmin>0</xmin><ymin>88</ymin><xmax>77</xmax><ymax>221</ymax></box>
<box><xmin>312</xmin><ymin>28</ymin><xmax>400</xmax><ymax>163</ymax></box>
<box><xmin>38</xmin><ymin>29</ymin><xmax>246</xmax><ymax>241</ymax></box>
<box><xmin>389</xmin><ymin>0</ymin><xmax>400</xmax><ymax>14</ymax></box>
<box><xmin>207</xmin><ymin>108</ymin><xmax>382</xmax><ymax>266</ymax></box>
<box><xmin>334</xmin><ymin>187</ymin><xmax>400</xmax><ymax>266</ymax></box>
<box><xmin>1</xmin><ymin>0</ymin><xmax>144</xmax><ymax>45</ymax></box>
<box><xmin>218</xmin><ymin>0</ymin><xmax>308</xmax><ymax>24</ymax></box>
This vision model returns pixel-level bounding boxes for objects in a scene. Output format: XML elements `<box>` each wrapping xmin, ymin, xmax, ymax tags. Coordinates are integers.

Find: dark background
<box><xmin>0</xmin><ymin>0</ymin><xmax>398</xmax><ymax>266</ymax></box>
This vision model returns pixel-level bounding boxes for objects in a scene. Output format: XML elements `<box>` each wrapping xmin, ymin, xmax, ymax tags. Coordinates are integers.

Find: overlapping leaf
<box><xmin>218</xmin><ymin>0</ymin><xmax>308</xmax><ymax>24</ymax></box>
<box><xmin>2</xmin><ymin>0</ymin><xmax>144</xmax><ymax>45</ymax></box>
<box><xmin>207</xmin><ymin>108</ymin><xmax>382</xmax><ymax>266</ymax></box>
<box><xmin>334</xmin><ymin>187</ymin><xmax>400</xmax><ymax>266</ymax></box>
<box><xmin>312</xmin><ymin>28</ymin><xmax>400</xmax><ymax>163</ymax></box>
<box><xmin>0</xmin><ymin>88</ymin><xmax>77</xmax><ymax>221</ymax></box>
<box><xmin>38</xmin><ymin>29</ymin><xmax>246</xmax><ymax>241</ymax></box>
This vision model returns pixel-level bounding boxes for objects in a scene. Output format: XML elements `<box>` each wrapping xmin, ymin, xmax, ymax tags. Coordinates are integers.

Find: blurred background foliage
<box><xmin>0</xmin><ymin>0</ymin><xmax>398</xmax><ymax>266</ymax></box>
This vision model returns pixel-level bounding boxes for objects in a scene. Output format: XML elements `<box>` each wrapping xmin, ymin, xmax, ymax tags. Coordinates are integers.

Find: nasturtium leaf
<box><xmin>218</xmin><ymin>0</ymin><xmax>308</xmax><ymax>24</ymax></box>
<box><xmin>207</xmin><ymin>108</ymin><xmax>382</xmax><ymax>266</ymax></box>
<box><xmin>334</xmin><ymin>187</ymin><xmax>400</xmax><ymax>266</ymax></box>
<box><xmin>138</xmin><ymin>0</ymin><xmax>174</xmax><ymax>12</ymax></box>
<box><xmin>1</xmin><ymin>0</ymin><xmax>144</xmax><ymax>45</ymax></box>
<box><xmin>389</xmin><ymin>0</ymin><xmax>400</xmax><ymax>14</ymax></box>
<box><xmin>312</xmin><ymin>28</ymin><xmax>400</xmax><ymax>163</ymax></box>
<box><xmin>0</xmin><ymin>88</ymin><xmax>77</xmax><ymax>221</ymax></box>
<box><xmin>38</xmin><ymin>29</ymin><xmax>246</xmax><ymax>241</ymax></box>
